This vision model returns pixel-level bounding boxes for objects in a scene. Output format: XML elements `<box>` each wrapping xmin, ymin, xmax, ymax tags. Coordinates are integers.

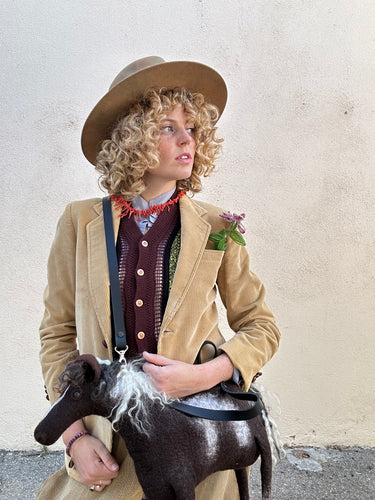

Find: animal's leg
<box><xmin>143</xmin><ymin>483</ymin><xmax>195</xmax><ymax>500</ymax></box>
<box><xmin>259</xmin><ymin>441</ymin><xmax>273</xmax><ymax>500</ymax></box>
<box><xmin>235</xmin><ymin>468</ymin><xmax>250</xmax><ymax>500</ymax></box>
<box><xmin>172</xmin><ymin>484</ymin><xmax>195</xmax><ymax>500</ymax></box>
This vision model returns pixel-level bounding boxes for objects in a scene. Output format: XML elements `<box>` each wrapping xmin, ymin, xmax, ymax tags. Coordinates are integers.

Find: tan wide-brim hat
<box><xmin>81</xmin><ymin>56</ymin><xmax>227</xmax><ymax>165</ymax></box>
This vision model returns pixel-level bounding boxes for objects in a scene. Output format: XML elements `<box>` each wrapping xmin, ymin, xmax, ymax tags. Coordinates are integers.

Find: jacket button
<box><xmin>136</xmin><ymin>299</ymin><xmax>143</xmax><ymax>307</ymax></box>
<box><xmin>44</xmin><ymin>385</ymin><xmax>50</xmax><ymax>401</ymax></box>
<box><xmin>141</xmin><ymin>240</ymin><xmax>148</xmax><ymax>247</ymax></box>
<box><xmin>137</xmin><ymin>269</ymin><xmax>145</xmax><ymax>276</ymax></box>
<box><xmin>137</xmin><ymin>331</ymin><xmax>145</xmax><ymax>340</ymax></box>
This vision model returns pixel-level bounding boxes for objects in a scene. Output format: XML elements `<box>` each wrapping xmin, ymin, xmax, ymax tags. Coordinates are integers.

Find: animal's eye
<box><xmin>72</xmin><ymin>390</ymin><xmax>82</xmax><ymax>400</ymax></box>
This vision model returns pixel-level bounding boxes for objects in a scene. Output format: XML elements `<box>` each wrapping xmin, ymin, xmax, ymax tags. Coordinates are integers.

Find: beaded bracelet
<box><xmin>66</xmin><ymin>430</ymin><xmax>91</xmax><ymax>457</ymax></box>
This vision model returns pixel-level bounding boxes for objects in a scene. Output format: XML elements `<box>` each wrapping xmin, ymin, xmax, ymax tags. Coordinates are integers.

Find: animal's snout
<box><xmin>34</xmin><ymin>425</ymin><xmax>55</xmax><ymax>446</ymax></box>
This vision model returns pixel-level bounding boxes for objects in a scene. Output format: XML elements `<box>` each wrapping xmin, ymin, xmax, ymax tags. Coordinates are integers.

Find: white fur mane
<box><xmin>109</xmin><ymin>359</ymin><xmax>170</xmax><ymax>434</ymax></box>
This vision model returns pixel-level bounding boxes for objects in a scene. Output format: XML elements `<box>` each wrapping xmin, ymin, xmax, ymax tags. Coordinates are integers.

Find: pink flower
<box><xmin>210</xmin><ymin>210</ymin><xmax>246</xmax><ymax>249</ymax></box>
<box><xmin>219</xmin><ymin>211</ymin><xmax>246</xmax><ymax>234</ymax></box>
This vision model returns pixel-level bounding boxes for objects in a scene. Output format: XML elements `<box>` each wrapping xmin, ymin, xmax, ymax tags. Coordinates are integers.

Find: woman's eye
<box><xmin>161</xmin><ymin>125</ymin><xmax>174</xmax><ymax>132</ymax></box>
<box><xmin>187</xmin><ymin>127</ymin><xmax>195</xmax><ymax>135</ymax></box>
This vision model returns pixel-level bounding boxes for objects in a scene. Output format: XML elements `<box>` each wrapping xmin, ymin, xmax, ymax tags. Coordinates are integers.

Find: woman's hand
<box><xmin>63</xmin><ymin>422</ymin><xmax>119</xmax><ymax>493</ymax></box>
<box><xmin>142</xmin><ymin>351</ymin><xmax>234</xmax><ymax>398</ymax></box>
<box><xmin>69</xmin><ymin>434</ymin><xmax>119</xmax><ymax>491</ymax></box>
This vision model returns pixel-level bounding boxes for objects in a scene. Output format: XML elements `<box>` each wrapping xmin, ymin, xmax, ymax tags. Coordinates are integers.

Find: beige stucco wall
<box><xmin>1</xmin><ymin>0</ymin><xmax>374</xmax><ymax>450</ymax></box>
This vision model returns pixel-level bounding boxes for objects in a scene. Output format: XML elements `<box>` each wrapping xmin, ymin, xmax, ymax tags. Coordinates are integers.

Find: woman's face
<box><xmin>143</xmin><ymin>105</ymin><xmax>196</xmax><ymax>193</ymax></box>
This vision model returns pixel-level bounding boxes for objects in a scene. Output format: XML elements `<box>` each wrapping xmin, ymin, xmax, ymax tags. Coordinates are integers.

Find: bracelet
<box><xmin>66</xmin><ymin>430</ymin><xmax>91</xmax><ymax>457</ymax></box>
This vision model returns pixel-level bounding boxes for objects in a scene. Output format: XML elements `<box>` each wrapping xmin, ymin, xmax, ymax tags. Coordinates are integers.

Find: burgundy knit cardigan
<box><xmin>115</xmin><ymin>201</ymin><xmax>181</xmax><ymax>359</ymax></box>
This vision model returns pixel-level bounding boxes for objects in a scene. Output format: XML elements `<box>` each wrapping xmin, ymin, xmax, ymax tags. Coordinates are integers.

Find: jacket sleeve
<box><xmin>39</xmin><ymin>203</ymin><xmax>79</xmax><ymax>403</ymax></box>
<box><xmin>216</xmin><ymin>236</ymin><xmax>280</xmax><ymax>390</ymax></box>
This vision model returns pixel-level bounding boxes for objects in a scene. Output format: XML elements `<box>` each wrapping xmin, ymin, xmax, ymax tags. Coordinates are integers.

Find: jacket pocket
<box><xmin>195</xmin><ymin>249</ymin><xmax>225</xmax><ymax>288</ymax></box>
<box><xmin>201</xmin><ymin>249</ymin><xmax>225</xmax><ymax>262</ymax></box>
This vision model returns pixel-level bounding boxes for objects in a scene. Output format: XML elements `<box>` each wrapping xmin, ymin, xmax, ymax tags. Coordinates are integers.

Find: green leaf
<box><xmin>229</xmin><ymin>230</ymin><xmax>246</xmax><ymax>246</ymax></box>
<box><xmin>209</xmin><ymin>233</ymin><xmax>224</xmax><ymax>243</ymax></box>
<box><xmin>216</xmin><ymin>239</ymin><xmax>228</xmax><ymax>251</ymax></box>
<box><xmin>209</xmin><ymin>231</ymin><xmax>228</xmax><ymax>250</ymax></box>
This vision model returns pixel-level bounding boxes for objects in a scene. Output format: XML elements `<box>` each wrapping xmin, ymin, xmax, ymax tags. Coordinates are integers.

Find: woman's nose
<box><xmin>177</xmin><ymin>128</ymin><xmax>192</xmax><ymax>145</ymax></box>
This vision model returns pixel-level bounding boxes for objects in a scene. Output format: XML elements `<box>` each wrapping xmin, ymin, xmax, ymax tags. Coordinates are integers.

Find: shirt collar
<box><xmin>131</xmin><ymin>188</ymin><xmax>176</xmax><ymax>211</ymax></box>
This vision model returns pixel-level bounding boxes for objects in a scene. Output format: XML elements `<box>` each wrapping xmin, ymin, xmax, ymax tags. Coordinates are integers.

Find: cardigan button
<box><xmin>136</xmin><ymin>299</ymin><xmax>143</xmax><ymax>307</ymax></box>
<box><xmin>137</xmin><ymin>268</ymin><xmax>145</xmax><ymax>276</ymax></box>
<box><xmin>137</xmin><ymin>331</ymin><xmax>145</xmax><ymax>340</ymax></box>
<box><xmin>141</xmin><ymin>240</ymin><xmax>148</xmax><ymax>247</ymax></box>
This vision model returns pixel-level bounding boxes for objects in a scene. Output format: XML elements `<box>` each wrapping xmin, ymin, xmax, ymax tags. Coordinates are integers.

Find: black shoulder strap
<box><xmin>170</xmin><ymin>384</ymin><xmax>261</xmax><ymax>421</ymax></box>
<box><xmin>171</xmin><ymin>341</ymin><xmax>262</xmax><ymax>421</ymax></box>
<box><xmin>102</xmin><ymin>197</ymin><xmax>127</xmax><ymax>354</ymax></box>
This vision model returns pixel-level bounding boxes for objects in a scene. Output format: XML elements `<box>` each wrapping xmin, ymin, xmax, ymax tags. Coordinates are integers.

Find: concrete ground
<box><xmin>0</xmin><ymin>446</ymin><xmax>374</xmax><ymax>499</ymax></box>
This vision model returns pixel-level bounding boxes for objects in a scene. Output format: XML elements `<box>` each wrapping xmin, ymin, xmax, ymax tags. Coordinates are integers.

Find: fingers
<box><xmin>69</xmin><ymin>434</ymin><xmax>119</xmax><ymax>489</ymax></box>
<box><xmin>142</xmin><ymin>357</ymin><xmax>176</xmax><ymax>387</ymax></box>
<box><xmin>143</xmin><ymin>356</ymin><xmax>199</xmax><ymax>397</ymax></box>
<box><xmin>95</xmin><ymin>440</ymin><xmax>120</xmax><ymax>474</ymax></box>
<box><xmin>142</xmin><ymin>351</ymin><xmax>173</xmax><ymax>366</ymax></box>
<box><xmin>142</xmin><ymin>352</ymin><xmax>179</xmax><ymax>383</ymax></box>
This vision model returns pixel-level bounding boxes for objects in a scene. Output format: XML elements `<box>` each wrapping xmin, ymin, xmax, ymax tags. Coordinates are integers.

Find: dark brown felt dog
<box><xmin>35</xmin><ymin>355</ymin><xmax>279</xmax><ymax>500</ymax></box>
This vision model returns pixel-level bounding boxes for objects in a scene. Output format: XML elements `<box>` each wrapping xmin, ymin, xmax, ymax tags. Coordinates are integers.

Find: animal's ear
<box><xmin>74</xmin><ymin>354</ymin><xmax>101</xmax><ymax>383</ymax></box>
<box><xmin>59</xmin><ymin>355</ymin><xmax>102</xmax><ymax>392</ymax></box>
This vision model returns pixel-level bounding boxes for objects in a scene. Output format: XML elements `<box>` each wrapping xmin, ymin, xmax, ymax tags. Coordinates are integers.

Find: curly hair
<box><xmin>95</xmin><ymin>88</ymin><xmax>223</xmax><ymax>200</ymax></box>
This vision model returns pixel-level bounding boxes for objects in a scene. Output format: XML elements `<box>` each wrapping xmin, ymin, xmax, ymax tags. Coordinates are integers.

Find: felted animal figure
<box><xmin>34</xmin><ymin>355</ymin><xmax>279</xmax><ymax>500</ymax></box>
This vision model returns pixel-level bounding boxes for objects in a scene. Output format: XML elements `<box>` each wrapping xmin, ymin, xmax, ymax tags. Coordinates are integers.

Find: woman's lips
<box><xmin>175</xmin><ymin>153</ymin><xmax>192</xmax><ymax>163</ymax></box>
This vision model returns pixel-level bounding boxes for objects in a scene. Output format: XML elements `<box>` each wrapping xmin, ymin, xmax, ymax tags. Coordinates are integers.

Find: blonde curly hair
<box><xmin>95</xmin><ymin>88</ymin><xmax>223</xmax><ymax>200</ymax></box>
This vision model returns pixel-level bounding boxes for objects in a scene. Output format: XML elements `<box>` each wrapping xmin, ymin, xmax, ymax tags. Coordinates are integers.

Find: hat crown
<box><xmin>109</xmin><ymin>56</ymin><xmax>166</xmax><ymax>91</ymax></box>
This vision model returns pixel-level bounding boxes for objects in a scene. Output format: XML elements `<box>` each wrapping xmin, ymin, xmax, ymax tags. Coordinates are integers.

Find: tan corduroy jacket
<box><xmin>38</xmin><ymin>195</ymin><xmax>280</xmax><ymax>500</ymax></box>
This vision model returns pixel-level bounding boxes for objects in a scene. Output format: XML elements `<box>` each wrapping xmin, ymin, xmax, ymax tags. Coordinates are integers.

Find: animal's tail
<box><xmin>252</xmin><ymin>382</ymin><xmax>285</xmax><ymax>466</ymax></box>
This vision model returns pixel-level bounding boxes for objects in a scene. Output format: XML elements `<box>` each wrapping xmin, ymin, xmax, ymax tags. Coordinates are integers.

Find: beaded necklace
<box><xmin>111</xmin><ymin>190</ymin><xmax>186</xmax><ymax>219</ymax></box>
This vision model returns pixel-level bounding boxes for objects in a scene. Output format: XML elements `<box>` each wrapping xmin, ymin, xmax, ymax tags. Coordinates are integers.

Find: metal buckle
<box><xmin>115</xmin><ymin>346</ymin><xmax>129</xmax><ymax>364</ymax></box>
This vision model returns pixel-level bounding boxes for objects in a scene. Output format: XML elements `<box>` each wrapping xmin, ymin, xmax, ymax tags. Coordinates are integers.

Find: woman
<box><xmin>38</xmin><ymin>56</ymin><xmax>280</xmax><ymax>499</ymax></box>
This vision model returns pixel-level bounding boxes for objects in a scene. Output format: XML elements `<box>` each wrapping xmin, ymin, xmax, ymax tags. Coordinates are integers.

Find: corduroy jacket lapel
<box><xmin>161</xmin><ymin>195</ymin><xmax>211</xmax><ymax>332</ymax></box>
<box><xmin>87</xmin><ymin>199</ymin><xmax>121</xmax><ymax>348</ymax></box>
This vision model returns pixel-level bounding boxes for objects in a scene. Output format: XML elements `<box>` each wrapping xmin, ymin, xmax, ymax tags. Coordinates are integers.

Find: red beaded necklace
<box><xmin>111</xmin><ymin>190</ymin><xmax>186</xmax><ymax>219</ymax></box>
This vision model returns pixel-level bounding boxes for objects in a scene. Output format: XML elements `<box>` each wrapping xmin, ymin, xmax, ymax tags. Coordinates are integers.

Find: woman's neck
<box><xmin>135</xmin><ymin>187</ymin><xmax>176</xmax><ymax>207</ymax></box>
<box><xmin>141</xmin><ymin>183</ymin><xmax>177</xmax><ymax>202</ymax></box>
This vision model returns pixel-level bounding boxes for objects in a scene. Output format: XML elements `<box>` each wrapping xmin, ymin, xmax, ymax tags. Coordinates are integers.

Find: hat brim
<box><xmin>81</xmin><ymin>61</ymin><xmax>227</xmax><ymax>165</ymax></box>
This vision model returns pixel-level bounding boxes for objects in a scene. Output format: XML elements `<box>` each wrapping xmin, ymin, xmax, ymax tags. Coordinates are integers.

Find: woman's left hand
<box><xmin>142</xmin><ymin>351</ymin><xmax>234</xmax><ymax>398</ymax></box>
